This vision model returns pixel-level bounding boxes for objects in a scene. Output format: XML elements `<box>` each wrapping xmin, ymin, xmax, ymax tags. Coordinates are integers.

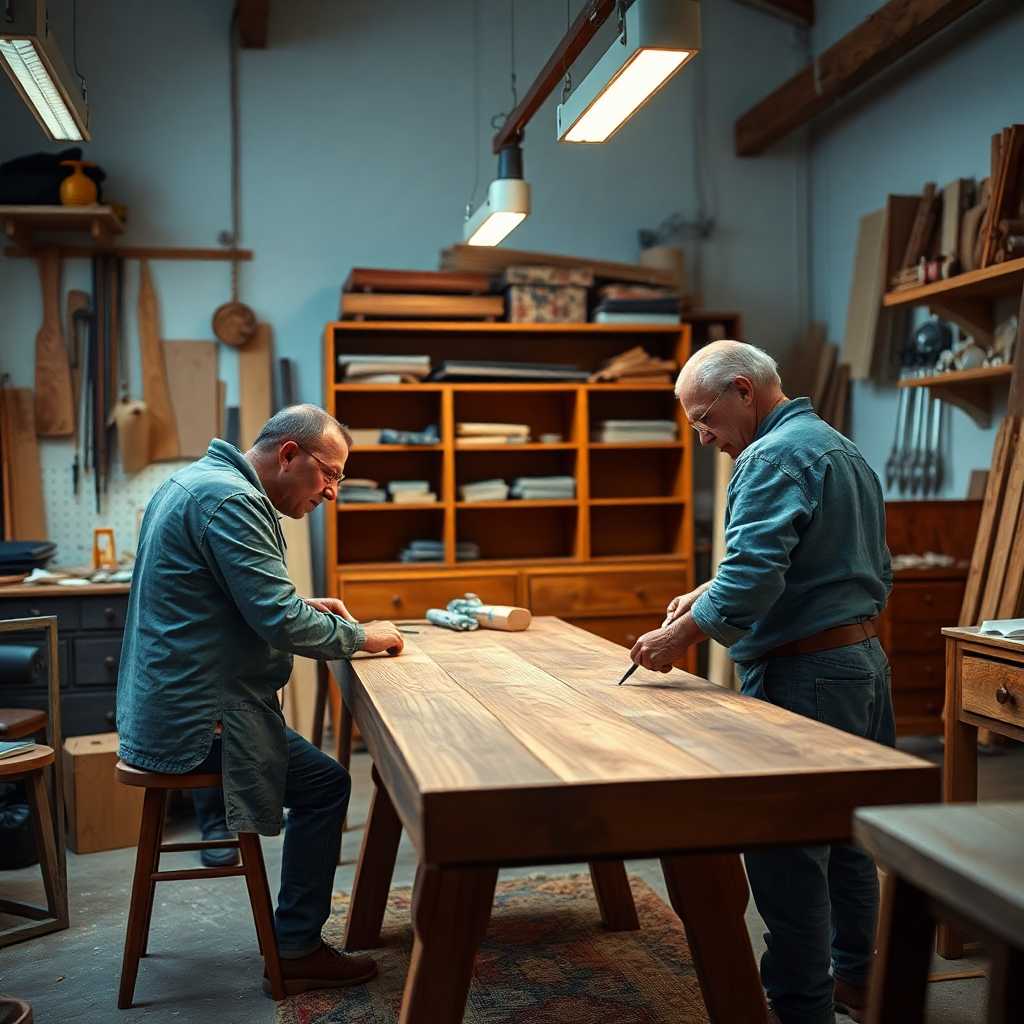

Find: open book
<box><xmin>0</xmin><ymin>740</ymin><xmax>35</xmax><ymax>761</ymax></box>
<box><xmin>980</xmin><ymin>618</ymin><xmax>1024</xmax><ymax>639</ymax></box>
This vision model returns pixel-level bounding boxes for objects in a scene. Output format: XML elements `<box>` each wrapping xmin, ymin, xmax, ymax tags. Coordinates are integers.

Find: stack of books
<box><xmin>388</xmin><ymin>481</ymin><xmax>437</xmax><ymax>504</ymax></box>
<box><xmin>429</xmin><ymin>360</ymin><xmax>590</xmax><ymax>382</ymax></box>
<box><xmin>337</xmin><ymin>354</ymin><xmax>431</xmax><ymax>383</ymax></box>
<box><xmin>378</xmin><ymin>424</ymin><xmax>440</xmax><ymax>446</ymax></box>
<box><xmin>338</xmin><ymin>478</ymin><xmax>387</xmax><ymax>503</ymax></box>
<box><xmin>456</xmin><ymin>422</ymin><xmax>530</xmax><ymax>446</ymax></box>
<box><xmin>593</xmin><ymin>419</ymin><xmax>679</xmax><ymax>443</ymax></box>
<box><xmin>589</xmin><ymin>346</ymin><xmax>678</xmax><ymax>384</ymax></box>
<box><xmin>591</xmin><ymin>285</ymin><xmax>682</xmax><ymax>324</ymax></box>
<box><xmin>398</xmin><ymin>539</ymin><xmax>481</xmax><ymax>562</ymax></box>
<box><xmin>510</xmin><ymin>476</ymin><xmax>575</xmax><ymax>500</ymax></box>
<box><xmin>459</xmin><ymin>479</ymin><xmax>510</xmax><ymax>503</ymax></box>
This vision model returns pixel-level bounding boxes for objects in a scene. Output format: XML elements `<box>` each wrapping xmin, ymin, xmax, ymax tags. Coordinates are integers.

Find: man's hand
<box><xmin>662</xmin><ymin>580</ymin><xmax>711</xmax><ymax>627</ymax></box>
<box><xmin>361</xmin><ymin>620</ymin><xmax>404</xmax><ymax>656</ymax></box>
<box><xmin>304</xmin><ymin>597</ymin><xmax>357</xmax><ymax>622</ymax></box>
<box><xmin>630</xmin><ymin>613</ymin><xmax>704</xmax><ymax>673</ymax></box>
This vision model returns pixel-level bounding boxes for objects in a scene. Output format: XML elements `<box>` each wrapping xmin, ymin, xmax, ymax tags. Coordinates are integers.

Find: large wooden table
<box><xmin>331</xmin><ymin>617</ymin><xmax>939</xmax><ymax>1024</ymax></box>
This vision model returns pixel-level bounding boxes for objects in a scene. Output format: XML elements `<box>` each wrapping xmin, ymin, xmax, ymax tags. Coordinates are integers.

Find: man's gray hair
<box><xmin>675</xmin><ymin>340</ymin><xmax>781</xmax><ymax>398</ymax></box>
<box><xmin>252</xmin><ymin>404</ymin><xmax>353</xmax><ymax>451</ymax></box>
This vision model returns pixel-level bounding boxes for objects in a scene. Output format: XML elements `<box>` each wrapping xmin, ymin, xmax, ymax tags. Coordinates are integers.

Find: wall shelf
<box><xmin>883</xmin><ymin>256</ymin><xmax>1024</xmax><ymax>346</ymax></box>
<box><xmin>897</xmin><ymin>365</ymin><xmax>1013</xmax><ymax>427</ymax></box>
<box><xmin>0</xmin><ymin>204</ymin><xmax>125</xmax><ymax>247</ymax></box>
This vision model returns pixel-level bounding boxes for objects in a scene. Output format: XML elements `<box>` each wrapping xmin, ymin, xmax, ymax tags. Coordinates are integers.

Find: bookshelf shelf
<box><xmin>325</xmin><ymin>316</ymin><xmax>695</xmax><ymax>668</ymax></box>
<box><xmin>336</xmin><ymin>503</ymin><xmax>442</xmax><ymax>512</ymax></box>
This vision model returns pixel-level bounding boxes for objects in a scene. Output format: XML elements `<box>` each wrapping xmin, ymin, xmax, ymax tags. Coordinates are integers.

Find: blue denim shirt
<box><xmin>117</xmin><ymin>440</ymin><xmax>365</xmax><ymax>834</ymax></box>
<box><xmin>691</xmin><ymin>398</ymin><xmax>891</xmax><ymax>666</ymax></box>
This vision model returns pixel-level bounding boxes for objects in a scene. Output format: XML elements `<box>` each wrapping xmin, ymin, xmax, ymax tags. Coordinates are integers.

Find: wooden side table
<box><xmin>854</xmin><ymin>802</ymin><xmax>1024</xmax><ymax>1024</ymax></box>
<box><xmin>940</xmin><ymin>627</ymin><xmax>1024</xmax><ymax>958</ymax></box>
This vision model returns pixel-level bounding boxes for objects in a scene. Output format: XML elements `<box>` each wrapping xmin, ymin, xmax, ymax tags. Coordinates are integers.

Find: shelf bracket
<box><xmin>927</xmin><ymin>298</ymin><xmax>995</xmax><ymax>347</ymax></box>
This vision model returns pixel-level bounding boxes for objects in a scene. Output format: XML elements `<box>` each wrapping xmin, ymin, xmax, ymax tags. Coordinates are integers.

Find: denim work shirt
<box><xmin>690</xmin><ymin>398</ymin><xmax>892</xmax><ymax>671</ymax></box>
<box><xmin>117</xmin><ymin>440</ymin><xmax>365</xmax><ymax>835</ymax></box>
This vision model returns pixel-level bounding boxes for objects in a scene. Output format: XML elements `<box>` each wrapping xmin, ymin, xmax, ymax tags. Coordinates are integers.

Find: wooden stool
<box><xmin>0</xmin><ymin>746</ymin><xmax>68</xmax><ymax>949</ymax></box>
<box><xmin>115</xmin><ymin>762</ymin><xmax>285</xmax><ymax>1007</ymax></box>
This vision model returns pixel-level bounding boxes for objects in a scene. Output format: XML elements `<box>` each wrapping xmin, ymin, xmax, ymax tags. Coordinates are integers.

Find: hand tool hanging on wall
<box><xmin>897</xmin><ymin>387</ymin><xmax>917</xmax><ymax>494</ymax></box>
<box><xmin>909</xmin><ymin>387</ymin><xmax>930</xmax><ymax>497</ymax></box>
<box><xmin>137</xmin><ymin>259</ymin><xmax>180</xmax><ymax>462</ymax></box>
<box><xmin>94</xmin><ymin>253</ymin><xmax>107</xmax><ymax>513</ymax></box>
<box><xmin>924</xmin><ymin>393</ymin><xmax>944</xmax><ymax>496</ymax></box>
<box><xmin>211</xmin><ymin>9</ymin><xmax>257</xmax><ymax>348</ymax></box>
<box><xmin>35</xmin><ymin>249</ymin><xmax>75</xmax><ymax>436</ymax></box>
<box><xmin>66</xmin><ymin>290</ymin><xmax>90</xmax><ymax>496</ymax></box>
<box><xmin>884</xmin><ymin>388</ymin><xmax>908</xmax><ymax>491</ymax></box>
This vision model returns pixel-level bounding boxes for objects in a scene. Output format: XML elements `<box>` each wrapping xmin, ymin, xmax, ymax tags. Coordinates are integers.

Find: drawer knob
<box><xmin>30</xmin><ymin>607</ymin><xmax>41</xmax><ymax>617</ymax></box>
<box><xmin>104</xmin><ymin>606</ymin><xmax>115</xmax><ymax>620</ymax></box>
<box><xmin>996</xmin><ymin>685</ymin><xmax>1015</xmax><ymax>706</ymax></box>
<box><xmin>625</xmin><ymin>634</ymin><xmax>637</xmax><ymax>645</ymax></box>
<box><xmin>104</xmin><ymin>656</ymin><xmax>116</xmax><ymax>671</ymax></box>
<box><xmin>391</xmin><ymin>595</ymin><xmax>403</xmax><ymax>608</ymax></box>
<box><xmin>634</xmin><ymin>588</ymin><xmax>646</xmax><ymax>601</ymax></box>
<box><xmin>923</xmin><ymin>593</ymin><xmax>934</xmax><ymax>605</ymax></box>
<box><xmin>105</xmin><ymin>710</ymin><xmax>116</xmax><ymax>725</ymax></box>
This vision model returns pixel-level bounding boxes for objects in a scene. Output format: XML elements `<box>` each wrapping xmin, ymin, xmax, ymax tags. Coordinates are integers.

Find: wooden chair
<box><xmin>115</xmin><ymin>763</ymin><xmax>285</xmax><ymax>1008</ymax></box>
<box><xmin>0</xmin><ymin>996</ymin><xmax>33</xmax><ymax>1023</ymax></box>
<box><xmin>0</xmin><ymin>746</ymin><xmax>69</xmax><ymax>949</ymax></box>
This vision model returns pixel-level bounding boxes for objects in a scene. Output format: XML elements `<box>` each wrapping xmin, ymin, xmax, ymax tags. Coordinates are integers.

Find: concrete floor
<box><xmin>3</xmin><ymin>736</ymin><xmax>1021</xmax><ymax>1024</ymax></box>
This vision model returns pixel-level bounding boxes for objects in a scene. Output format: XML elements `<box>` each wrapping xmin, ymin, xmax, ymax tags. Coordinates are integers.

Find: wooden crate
<box><xmin>63</xmin><ymin>732</ymin><xmax>144</xmax><ymax>853</ymax></box>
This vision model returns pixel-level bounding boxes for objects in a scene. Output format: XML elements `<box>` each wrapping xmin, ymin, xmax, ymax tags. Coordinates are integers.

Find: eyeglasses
<box><xmin>296</xmin><ymin>442</ymin><xmax>345</xmax><ymax>487</ymax></box>
<box><xmin>687</xmin><ymin>383</ymin><xmax>731</xmax><ymax>435</ymax></box>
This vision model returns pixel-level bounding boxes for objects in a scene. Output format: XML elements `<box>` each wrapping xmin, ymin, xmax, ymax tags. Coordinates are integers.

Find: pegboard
<box><xmin>39</xmin><ymin>438</ymin><xmax>189</xmax><ymax>567</ymax></box>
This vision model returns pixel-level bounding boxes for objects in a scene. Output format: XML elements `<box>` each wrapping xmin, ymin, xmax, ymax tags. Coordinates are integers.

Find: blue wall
<box><xmin>0</xmin><ymin>0</ymin><xmax>809</xmax><ymax>573</ymax></box>
<box><xmin>810</xmin><ymin>2</ymin><xmax>1024</xmax><ymax>498</ymax></box>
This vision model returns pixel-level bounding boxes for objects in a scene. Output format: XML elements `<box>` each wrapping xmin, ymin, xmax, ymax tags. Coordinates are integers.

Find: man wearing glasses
<box><xmin>118</xmin><ymin>404</ymin><xmax>403</xmax><ymax>996</ymax></box>
<box><xmin>629</xmin><ymin>341</ymin><xmax>892</xmax><ymax>1024</ymax></box>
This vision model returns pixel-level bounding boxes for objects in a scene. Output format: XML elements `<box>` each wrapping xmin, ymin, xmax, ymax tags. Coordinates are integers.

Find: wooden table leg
<box><xmin>398</xmin><ymin>865</ymin><xmax>498</xmax><ymax>1024</ymax></box>
<box><xmin>311</xmin><ymin>660</ymin><xmax>328</xmax><ymax>751</ymax></box>
<box><xmin>939</xmin><ymin>640</ymin><xmax>977</xmax><ymax>959</ymax></box>
<box><xmin>986</xmin><ymin>945</ymin><xmax>1023</xmax><ymax>1024</ymax></box>
<box><xmin>661</xmin><ymin>852</ymin><xmax>768</xmax><ymax>1024</ymax></box>
<box><xmin>337</xmin><ymin>694</ymin><xmax>353</xmax><ymax>770</ymax></box>
<box><xmin>344</xmin><ymin>765</ymin><xmax>403</xmax><ymax>950</ymax></box>
<box><xmin>588</xmin><ymin>860</ymin><xmax>639</xmax><ymax>931</ymax></box>
<box><xmin>866</xmin><ymin>874</ymin><xmax>932</xmax><ymax>1024</ymax></box>
<box><xmin>25</xmin><ymin>769</ymin><xmax>67</xmax><ymax>928</ymax></box>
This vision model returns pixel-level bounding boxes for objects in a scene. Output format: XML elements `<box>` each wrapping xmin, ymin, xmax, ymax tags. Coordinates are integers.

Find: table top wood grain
<box><xmin>334</xmin><ymin>617</ymin><xmax>938</xmax><ymax>867</ymax></box>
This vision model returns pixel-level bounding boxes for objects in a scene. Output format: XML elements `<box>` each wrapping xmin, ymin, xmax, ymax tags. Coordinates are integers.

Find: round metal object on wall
<box><xmin>212</xmin><ymin>301</ymin><xmax>257</xmax><ymax>347</ymax></box>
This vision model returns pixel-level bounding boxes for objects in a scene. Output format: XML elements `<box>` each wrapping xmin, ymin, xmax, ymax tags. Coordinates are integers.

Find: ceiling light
<box><xmin>557</xmin><ymin>0</ymin><xmax>700</xmax><ymax>144</ymax></box>
<box><xmin>0</xmin><ymin>1</ymin><xmax>90</xmax><ymax>142</ymax></box>
<box><xmin>464</xmin><ymin>142</ymin><xmax>531</xmax><ymax>247</ymax></box>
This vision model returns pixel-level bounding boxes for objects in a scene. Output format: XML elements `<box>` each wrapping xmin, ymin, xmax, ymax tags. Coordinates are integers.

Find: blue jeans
<box><xmin>740</xmin><ymin>638</ymin><xmax>895</xmax><ymax>1024</ymax></box>
<box><xmin>191</xmin><ymin>728</ymin><xmax>351</xmax><ymax>957</ymax></box>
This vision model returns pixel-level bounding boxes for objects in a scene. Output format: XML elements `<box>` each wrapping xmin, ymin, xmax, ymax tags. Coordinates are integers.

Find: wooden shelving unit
<box><xmin>897</xmin><ymin>365</ymin><xmax>1013</xmax><ymax>427</ymax></box>
<box><xmin>883</xmin><ymin>255</ymin><xmax>1024</xmax><ymax>346</ymax></box>
<box><xmin>324</xmin><ymin>319</ymin><xmax>694</xmax><ymax>662</ymax></box>
<box><xmin>0</xmin><ymin>204</ymin><xmax>125</xmax><ymax>247</ymax></box>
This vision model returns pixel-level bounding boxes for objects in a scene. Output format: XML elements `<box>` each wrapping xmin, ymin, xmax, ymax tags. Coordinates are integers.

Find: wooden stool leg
<box><xmin>588</xmin><ymin>860</ymin><xmax>639</xmax><ymax>931</ymax></box>
<box><xmin>662</xmin><ymin>853</ymin><xmax>769</xmax><ymax>1024</ymax></box>
<box><xmin>118</xmin><ymin>788</ymin><xmax>166</xmax><ymax>1009</ymax></box>
<box><xmin>238</xmin><ymin>832</ymin><xmax>285</xmax><ymax>1001</ymax></box>
<box><xmin>25</xmin><ymin>770</ymin><xmax>67</xmax><ymax>927</ymax></box>
<box><xmin>141</xmin><ymin>792</ymin><xmax>168</xmax><ymax>957</ymax></box>
<box><xmin>866</xmin><ymin>874</ymin><xmax>932</xmax><ymax>1024</ymax></box>
<box><xmin>398</xmin><ymin>865</ymin><xmax>498</xmax><ymax>1024</ymax></box>
<box><xmin>344</xmin><ymin>765</ymin><xmax>402</xmax><ymax>950</ymax></box>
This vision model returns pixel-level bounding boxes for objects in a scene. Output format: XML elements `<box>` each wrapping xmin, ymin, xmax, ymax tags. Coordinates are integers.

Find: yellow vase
<box><xmin>59</xmin><ymin>160</ymin><xmax>98</xmax><ymax>206</ymax></box>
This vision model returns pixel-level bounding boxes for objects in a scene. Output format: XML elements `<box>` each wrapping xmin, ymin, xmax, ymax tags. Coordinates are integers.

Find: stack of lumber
<box><xmin>962</xmin><ymin>300</ymin><xmax>1024</xmax><ymax>627</ymax></box>
<box><xmin>784</xmin><ymin>324</ymin><xmax>850</xmax><ymax>435</ymax></box>
<box><xmin>978</xmin><ymin>125</ymin><xmax>1024</xmax><ymax>267</ymax></box>
<box><xmin>440</xmin><ymin>244</ymin><xmax>675</xmax><ymax>288</ymax></box>
<box><xmin>887</xmin><ymin>182</ymin><xmax>939</xmax><ymax>289</ymax></box>
<box><xmin>589</xmin><ymin>346</ymin><xmax>677</xmax><ymax>384</ymax></box>
<box><xmin>339</xmin><ymin>268</ymin><xmax>502</xmax><ymax>321</ymax></box>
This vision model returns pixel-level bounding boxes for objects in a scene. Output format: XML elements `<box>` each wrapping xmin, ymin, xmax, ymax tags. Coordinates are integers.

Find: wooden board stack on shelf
<box><xmin>324</xmin><ymin>319</ymin><xmax>695</xmax><ymax>669</ymax></box>
<box><xmin>978</xmin><ymin>124</ymin><xmax>1024</xmax><ymax>267</ymax></box>
<box><xmin>340</xmin><ymin>268</ymin><xmax>502</xmax><ymax>321</ymax></box>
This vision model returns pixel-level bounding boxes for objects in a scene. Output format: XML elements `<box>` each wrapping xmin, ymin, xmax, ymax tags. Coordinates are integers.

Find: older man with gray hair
<box><xmin>629</xmin><ymin>341</ymin><xmax>893</xmax><ymax>1024</ymax></box>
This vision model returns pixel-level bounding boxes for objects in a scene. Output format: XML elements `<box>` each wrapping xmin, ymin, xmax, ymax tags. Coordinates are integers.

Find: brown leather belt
<box><xmin>764</xmin><ymin>618</ymin><xmax>878</xmax><ymax>659</ymax></box>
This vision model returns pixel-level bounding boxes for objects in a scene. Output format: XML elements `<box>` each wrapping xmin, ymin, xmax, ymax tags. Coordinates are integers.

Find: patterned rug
<box><xmin>277</xmin><ymin>873</ymin><xmax>709</xmax><ymax>1024</ymax></box>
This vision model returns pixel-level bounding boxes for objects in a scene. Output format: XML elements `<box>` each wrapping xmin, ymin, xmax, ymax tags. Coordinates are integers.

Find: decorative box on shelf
<box><xmin>501</xmin><ymin>266</ymin><xmax>593</xmax><ymax>323</ymax></box>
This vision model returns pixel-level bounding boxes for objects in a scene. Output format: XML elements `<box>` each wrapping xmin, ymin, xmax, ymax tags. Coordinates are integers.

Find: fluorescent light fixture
<box><xmin>557</xmin><ymin>0</ymin><xmax>700</xmax><ymax>144</ymax></box>
<box><xmin>464</xmin><ymin>143</ymin><xmax>531</xmax><ymax>247</ymax></box>
<box><xmin>0</xmin><ymin>0</ymin><xmax>90</xmax><ymax>141</ymax></box>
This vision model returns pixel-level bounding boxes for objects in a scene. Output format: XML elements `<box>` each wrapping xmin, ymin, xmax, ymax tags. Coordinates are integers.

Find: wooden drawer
<box><xmin>342</xmin><ymin>575</ymin><xmax>518</xmax><ymax>621</ymax></box>
<box><xmin>886</xmin><ymin>581</ymin><xmax>963</xmax><ymax>624</ymax></box>
<box><xmin>81</xmin><ymin>597</ymin><xmax>129</xmax><ymax>631</ymax></box>
<box><xmin>529</xmin><ymin>570</ymin><xmax>682</xmax><ymax>617</ymax></box>
<box><xmin>567</xmin><ymin>615</ymin><xmax>663</xmax><ymax>650</ymax></box>
<box><xmin>74</xmin><ymin>636</ymin><xmax>123</xmax><ymax>688</ymax></box>
<box><xmin>0</xmin><ymin>597</ymin><xmax>81</xmax><ymax>630</ymax></box>
<box><xmin>889</xmin><ymin>654</ymin><xmax>945</xmax><ymax>692</ymax></box>
<box><xmin>961</xmin><ymin>655</ymin><xmax>1024</xmax><ymax>729</ymax></box>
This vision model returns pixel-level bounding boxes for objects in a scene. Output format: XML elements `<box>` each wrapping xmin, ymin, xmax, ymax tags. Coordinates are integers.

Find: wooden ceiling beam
<box><xmin>734</xmin><ymin>0</ymin><xmax>814</xmax><ymax>27</ymax></box>
<box><xmin>237</xmin><ymin>0</ymin><xmax>270</xmax><ymax>49</ymax></box>
<box><xmin>735</xmin><ymin>0</ymin><xmax>988</xmax><ymax>157</ymax></box>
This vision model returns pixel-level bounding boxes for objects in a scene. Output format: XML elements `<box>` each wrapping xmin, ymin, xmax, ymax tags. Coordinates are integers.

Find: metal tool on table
<box><xmin>617</xmin><ymin>662</ymin><xmax>639</xmax><ymax>686</ymax></box>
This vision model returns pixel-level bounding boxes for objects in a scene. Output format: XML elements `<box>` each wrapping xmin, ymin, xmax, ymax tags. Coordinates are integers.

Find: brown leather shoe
<box><xmin>834</xmin><ymin>975</ymin><xmax>868</xmax><ymax>1022</ymax></box>
<box><xmin>262</xmin><ymin>941</ymin><xmax>378</xmax><ymax>997</ymax></box>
